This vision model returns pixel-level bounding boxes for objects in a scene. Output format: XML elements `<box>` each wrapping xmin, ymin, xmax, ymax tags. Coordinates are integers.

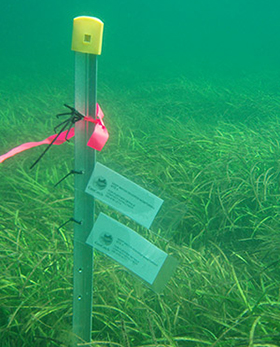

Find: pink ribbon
<box><xmin>0</xmin><ymin>104</ymin><xmax>108</xmax><ymax>164</ymax></box>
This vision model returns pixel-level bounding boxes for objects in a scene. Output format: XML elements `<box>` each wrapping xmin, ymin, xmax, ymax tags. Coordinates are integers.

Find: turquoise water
<box><xmin>1</xmin><ymin>1</ymin><xmax>280</xmax><ymax>82</ymax></box>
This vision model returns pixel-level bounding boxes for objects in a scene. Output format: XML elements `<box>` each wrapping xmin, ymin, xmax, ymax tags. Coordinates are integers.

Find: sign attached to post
<box><xmin>85</xmin><ymin>162</ymin><xmax>163</xmax><ymax>229</ymax></box>
<box><xmin>86</xmin><ymin>213</ymin><xmax>168</xmax><ymax>285</ymax></box>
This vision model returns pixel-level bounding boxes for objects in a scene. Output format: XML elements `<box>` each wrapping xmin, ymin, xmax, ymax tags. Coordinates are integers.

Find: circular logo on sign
<box><xmin>100</xmin><ymin>232</ymin><xmax>113</xmax><ymax>246</ymax></box>
<box><xmin>94</xmin><ymin>176</ymin><xmax>107</xmax><ymax>190</ymax></box>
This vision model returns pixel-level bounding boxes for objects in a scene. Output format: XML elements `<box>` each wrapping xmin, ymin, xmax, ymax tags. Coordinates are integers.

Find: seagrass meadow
<box><xmin>0</xmin><ymin>68</ymin><xmax>280</xmax><ymax>347</ymax></box>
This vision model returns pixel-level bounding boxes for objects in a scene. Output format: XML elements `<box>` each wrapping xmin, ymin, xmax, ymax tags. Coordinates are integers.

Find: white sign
<box><xmin>86</xmin><ymin>162</ymin><xmax>163</xmax><ymax>229</ymax></box>
<box><xmin>86</xmin><ymin>213</ymin><xmax>168</xmax><ymax>285</ymax></box>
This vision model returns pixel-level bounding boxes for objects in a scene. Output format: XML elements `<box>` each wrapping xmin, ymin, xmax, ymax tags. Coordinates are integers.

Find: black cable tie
<box><xmin>30</xmin><ymin>104</ymin><xmax>85</xmax><ymax>170</ymax></box>
<box><xmin>54</xmin><ymin>170</ymin><xmax>84</xmax><ymax>187</ymax></box>
<box><xmin>30</xmin><ymin>121</ymin><xmax>69</xmax><ymax>170</ymax></box>
<box><xmin>58</xmin><ymin>217</ymin><xmax>82</xmax><ymax>231</ymax></box>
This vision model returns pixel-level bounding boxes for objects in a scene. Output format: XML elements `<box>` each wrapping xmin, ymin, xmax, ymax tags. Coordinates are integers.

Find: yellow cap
<box><xmin>71</xmin><ymin>16</ymin><xmax>104</xmax><ymax>55</ymax></box>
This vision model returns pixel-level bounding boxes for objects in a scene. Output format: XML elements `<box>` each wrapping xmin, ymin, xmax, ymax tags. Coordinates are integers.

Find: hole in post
<box><xmin>84</xmin><ymin>34</ymin><xmax>91</xmax><ymax>43</ymax></box>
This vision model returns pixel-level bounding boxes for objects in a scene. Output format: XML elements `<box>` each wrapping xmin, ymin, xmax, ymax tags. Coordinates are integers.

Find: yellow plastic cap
<box><xmin>71</xmin><ymin>16</ymin><xmax>104</xmax><ymax>55</ymax></box>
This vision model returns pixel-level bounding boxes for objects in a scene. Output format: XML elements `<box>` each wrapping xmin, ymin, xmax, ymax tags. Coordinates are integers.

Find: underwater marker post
<box><xmin>71</xmin><ymin>16</ymin><xmax>104</xmax><ymax>344</ymax></box>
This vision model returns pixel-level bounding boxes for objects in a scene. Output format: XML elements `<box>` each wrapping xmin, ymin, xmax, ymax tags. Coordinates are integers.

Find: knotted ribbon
<box><xmin>0</xmin><ymin>104</ymin><xmax>108</xmax><ymax>164</ymax></box>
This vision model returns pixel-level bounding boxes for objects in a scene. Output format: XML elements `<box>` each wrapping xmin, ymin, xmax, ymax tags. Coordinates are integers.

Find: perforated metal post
<box><xmin>71</xmin><ymin>16</ymin><xmax>104</xmax><ymax>345</ymax></box>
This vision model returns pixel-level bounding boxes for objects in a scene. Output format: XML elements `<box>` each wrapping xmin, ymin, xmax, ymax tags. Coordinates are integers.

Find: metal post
<box><xmin>71</xmin><ymin>16</ymin><xmax>104</xmax><ymax>345</ymax></box>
